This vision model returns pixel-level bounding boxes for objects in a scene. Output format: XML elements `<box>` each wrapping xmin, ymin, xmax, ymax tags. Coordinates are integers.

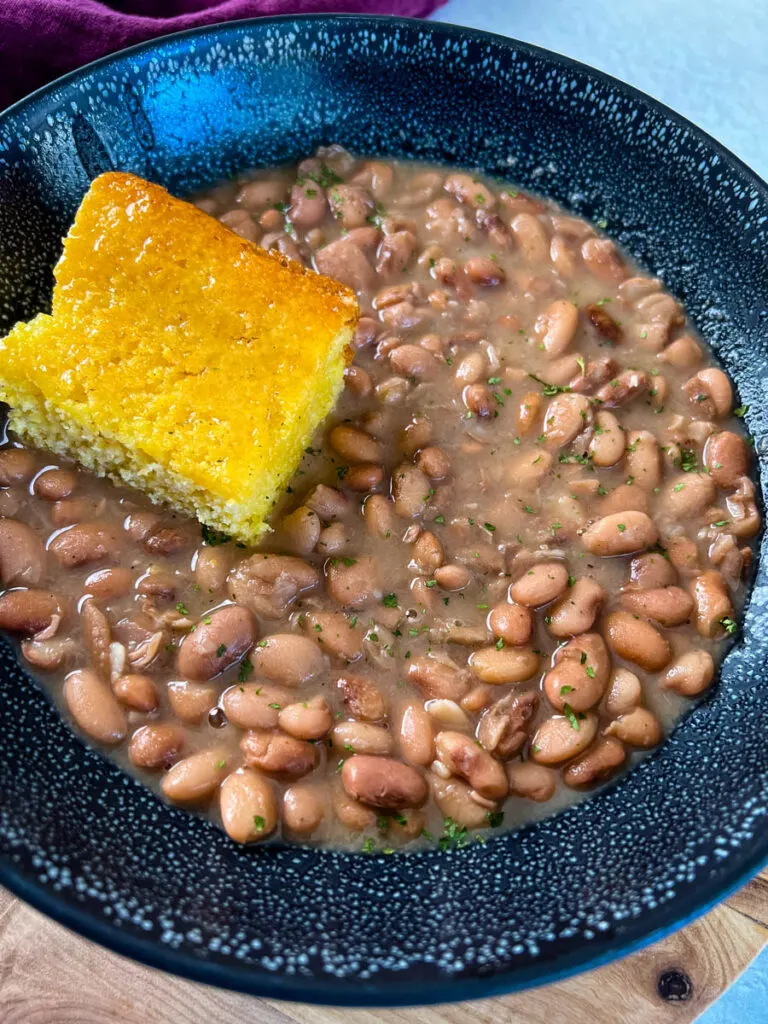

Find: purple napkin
<box><xmin>0</xmin><ymin>0</ymin><xmax>446</xmax><ymax>112</ymax></box>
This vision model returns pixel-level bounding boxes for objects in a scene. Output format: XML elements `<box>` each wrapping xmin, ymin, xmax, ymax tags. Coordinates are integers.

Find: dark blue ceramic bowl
<box><xmin>0</xmin><ymin>14</ymin><xmax>767</xmax><ymax>1007</ymax></box>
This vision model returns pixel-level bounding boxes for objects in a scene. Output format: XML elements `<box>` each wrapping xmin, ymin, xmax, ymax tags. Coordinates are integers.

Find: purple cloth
<box><xmin>0</xmin><ymin>0</ymin><xmax>446</xmax><ymax>112</ymax></box>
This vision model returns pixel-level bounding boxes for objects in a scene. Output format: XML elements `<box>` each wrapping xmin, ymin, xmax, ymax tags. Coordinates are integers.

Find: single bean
<box><xmin>530</xmin><ymin>712</ymin><xmax>598</xmax><ymax>764</ymax></box>
<box><xmin>220</xmin><ymin>767</ymin><xmax>278</xmax><ymax>843</ymax></box>
<box><xmin>326</xmin><ymin>555</ymin><xmax>381</xmax><ymax>608</ymax></box>
<box><xmin>283</xmin><ymin>784</ymin><xmax>325</xmax><ymax>835</ymax></box>
<box><xmin>604</xmin><ymin>707</ymin><xmax>662</xmax><ymax>748</ymax></box>
<box><xmin>581</xmin><ymin>237</ymin><xmax>627</xmax><ymax>283</ymax></box>
<box><xmin>333</xmin><ymin>721</ymin><xmax>393</xmax><ymax>756</ymax></box>
<box><xmin>690</xmin><ymin>570</ymin><xmax>734</xmax><ymax>638</ymax></box>
<box><xmin>665</xmin><ymin>534</ymin><xmax>701</xmax><ymax>577</ymax></box>
<box><xmin>315</xmin><ymin>238</ymin><xmax>375</xmax><ymax>292</ymax></box>
<box><xmin>585</xmin><ymin>303</ymin><xmax>621</xmax><ymax>343</ymax></box>
<box><xmin>398</xmin><ymin>702</ymin><xmax>434</xmax><ymax>765</ymax></box>
<box><xmin>237</xmin><ymin>179</ymin><xmax>287</xmax><ymax>209</ymax></box>
<box><xmin>167</xmin><ymin>680</ymin><xmax>218</xmax><ymax>723</ymax></box>
<box><xmin>279</xmin><ymin>695</ymin><xmax>333</xmax><ymax>740</ymax></box>
<box><xmin>509</xmin><ymin>561</ymin><xmax>569</xmax><ymax>607</ymax></box>
<box><xmin>434</xmin><ymin>730</ymin><xmax>507</xmax><ymax>799</ymax></box>
<box><xmin>281</xmin><ymin>506</ymin><xmax>322</xmax><ymax>555</ymax></box>
<box><xmin>661</xmin><ymin>473</ymin><xmax>716</xmax><ymax>520</ymax></box>
<box><xmin>563</xmin><ymin>736</ymin><xmax>626</xmax><ymax>787</ymax></box>
<box><xmin>544</xmin><ymin>643</ymin><xmax>609</xmax><ymax>713</ymax></box>
<box><xmin>604</xmin><ymin>668</ymin><xmax>642</xmax><ymax>716</ymax></box>
<box><xmin>661</xmin><ymin>649</ymin><xmax>715</xmax><ymax>696</ymax></box>
<box><xmin>48</xmin><ymin>522</ymin><xmax>118</xmax><ymax>568</ymax></box>
<box><xmin>0</xmin><ymin>448</ymin><xmax>37</xmax><ymax>484</ymax></box>
<box><xmin>597</xmin><ymin>483</ymin><xmax>649</xmax><ymax>517</ymax></box>
<box><xmin>546</xmin><ymin>578</ymin><xmax>605</xmax><ymax>637</ymax></box>
<box><xmin>604</xmin><ymin>611</ymin><xmax>672</xmax><ymax>671</ymax></box>
<box><xmin>21</xmin><ymin>636</ymin><xmax>77</xmax><ymax>671</ymax></box>
<box><xmin>337</xmin><ymin>673</ymin><xmax>387</xmax><ymax>721</ymax></box>
<box><xmin>430</xmin><ymin>775</ymin><xmax>489</xmax><ymax>826</ymax></box>
<box><xmin>506</xmin><ymin>760</ymin><xmax>557</xmax><ymax>801</ymax></box>
<box><xmin>0</xmin><ymin>589</ymin><xmax>61</xmax><ymax>635</ymax></box>
<box><xmin>0</xmin><ymin>519</ymin><xmax>45</xmax><ymax>585</ymax></box>
<box><xmin>416</xmin><ymin>446</ymin><xmax>451</xmax><ymax>480</ymax></box>
<box><xmin>444</xmin><ymin>172</ymin><xmax>496</xmax><ymax>209</ymax></box>
<box><xmin>176</xmin><ymin>605</ymin><xmax>255</xmax><ymax>681</ymax></box>
<box><xmin>658</xmin><ymin>334</ymin><xmax>703</xmax><ymax>369</ymax></box>
<box><xmin>588</xmin><ymin>411</ymin><xmax>625</xmax><ymax>466</ymax></box>
<box><xmin>113</xmin><ymin>673</ymin><xmax>158</xmax><ymax>712</ymax></box>
<box><xmin>625</xmin><ymin>431</ymin><xmax>661</xmax><ymax>492</ymax></box>
<box><xmin>581</xmin><ymin>511</ymin><xmax>658</xmax><ymax>556</ymax></box>
<box><xmin>535</xmin><ymin>299</ymin><xmax>579</xmax><ymax>357</ymax></box>
<box><xmin>620</xmin><ymin>586</ymin><xmax>694</xmax><ymax>626</ymax></box>
<box><xmin>410</xmin><ymin>530</ymin><xmax>444</xmax><ymax>573</ymax></box>
<box><xmin>328</xmin><ymin>424</ymin><xmax>383</xmax><ymax>464</ymax></box>
<box><xmin>488</xmin><ymin>601</ymin><xmax>533</xmax><ymax>645</ymax></box>
<box><xmin>194</xmin><ymin>545</ymin><xmax>234</xmax><ymax>594</ymax></box>
<box><xmin>161</xmin><ymin>748</ymin><xmax>230</xmax><ymax>805</ymax></box>
<box><xmin>425</xmin><ymin>698</ymin><xmax>470</xmax><ymax>729</ymax></box>
<box><xmin>363</xmin><ymin>494</ymin><xmax>396</xmax><ymax>540</ymax></box>
<box><xmin>316</xmin><ymin>522</ymin><xmax>350</xmax><ymax>555</ymax></box>
<box><xmin>63</xmin><ymin>669</ymin><xmax>127</xmax><ymax>745</ymax></box>
<box><xmin>511</xmin><ymin>213</ymin><xmax>550</xmax><ymax>264</ymax></box>
<box><xmin>466</xmin><ymin>256</ymin><xmax>505</xmax><ymax>286</ymax></box>
<box><xmin>225</xmin><ymin>549</ymin><xmax>315</xmax><ymax>616</ymax></box>
<box><xmin>703</xmin><ymin>431</ymin><xmax>750</xmax><ymax>488</ymax></box>
<box><xmin>406</xmin><ymin>657</ymin><xmax>469</xmax><ymax>700</ymax></box>
<box><xmin>542</xmin><ymin>393</ymin><xmax>592</xmax><ymax>448</ymax></box>
<box><xmin>507</xmin><ymin>448</ymin><xmax>553</xmax><ymax>486</ymax></box>
<box><xmin>221</xmin><ymin>681</ymin><xmax>290</xmax><ymax>729</ymax></box>
<box><xmin>434</xmin><ymin>563</ymin><xmax>472</xmax><ymax>591</ymax></box>
<box><xmin>468</xmin><ymin>646</ymin><xmax>539</xmax><ymax>685</ymax></box>
<box><xmin>683</xmin><ymin>368</ymin><xmax>733</xmax><ymax>418</ymax></box>
<box><xmin>516</xmin><ymin>390</ymin><xmax>543</xmax><ymax>435</ymax></box>
<box><xmin>305</xmin><ymin>484</ymin><xmax>350</xmax><ymax>521</ymax></box>
<box><xmin>251</xmin><ymin>633</ymin><xmax>325</xmax><ymax>685</ymax></box>
<box><xmin>342</xmin><ymin>755</ymin><xmax>428</xmax><ymax>809</ymax></box>
<box><xmin>306</xmin><ymin>611</ymin><xmax>363</xmax><ymax>662</ymax></box>
<box><xmin>240</xmin><ymin>729</ymin><xmax>317</xmax><ymax>778</ymax></box>
<box><xmin>626</xmin><ymin>552</ymin><xmax>678</xmax><ymax>590</ymax></box>
<box><xmin>128</xmin><ymin>723</ymin><xmax>185</xmax><ymax>770</ymax></box>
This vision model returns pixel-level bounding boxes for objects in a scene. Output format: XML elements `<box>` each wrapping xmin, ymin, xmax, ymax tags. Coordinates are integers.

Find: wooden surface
<box><xmin>0</xmin><ymin>872</ymin><xmax>765</xmax><ymax>1023</ymax></box>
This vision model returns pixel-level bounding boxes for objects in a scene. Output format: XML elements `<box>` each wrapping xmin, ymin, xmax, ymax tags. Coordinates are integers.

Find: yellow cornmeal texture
<box><xmin>0</xmin><ymin>172</ymin><xmax>358</xmax><ymax>543</ymax></box>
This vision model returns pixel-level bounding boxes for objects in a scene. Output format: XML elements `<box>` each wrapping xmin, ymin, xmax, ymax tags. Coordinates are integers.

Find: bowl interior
<box><xmin>0</xmin><ymin>15</ymin><xmax>767</xmax><ymax>1006</ymax></box>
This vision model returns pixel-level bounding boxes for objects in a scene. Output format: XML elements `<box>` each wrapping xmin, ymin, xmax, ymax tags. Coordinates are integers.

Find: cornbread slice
<box><xmin>0</xmin><ymin>172</ymin><xmax>358</xmax><ymax>543</ymax></box>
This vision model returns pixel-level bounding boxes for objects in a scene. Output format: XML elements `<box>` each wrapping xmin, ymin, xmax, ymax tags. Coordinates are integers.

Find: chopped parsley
<box><xmin>237</xmin><ymin>657</ymin><xmax>253</xmax><ymax>683</ymax></box>
<box><xmin>720</xmin><ymin>617</ymin><xmax>738</xmax><ymax>635</ymax></box>
<box><xmin>176</xmin><ymin>601</ymin><xmax>189</xmax><ymax>616</ymax></box>
<box><xmin>201</xmin><ymin>524</ymin><xmax>231</xmax><ymax>546</ymax></box>
<box><xmin>439</xmin><ymin>817</ymin><xmax>469</xmax><ymax>851</ymax></box>
<box><xmin>486</xmin><ymin>810</ymin><xmax>504</xmax><ymax>828</ymax></box>
<box><xmin>678</xmin><ymin>447</ymin><xmax>698</xmax><ymax>473</ymax></box>
<box><xmin>560</xmin><ymin>685</ymin><xmax>574</xmax><ymax>695</ymax></box>
<box><xmin>216</xmin><ymin>643</ymin><xmax>226</xmax><ymax>657</ymax></box>
<box><xmin>585</xmin><ymin>665</ymin><xmax>596</xmax><ymax>679</ymax></box>
<box><xmin>382</xmin><ymin>593</ymin><xmax>399</xmax><ymax>608</ymax></box>
<box><xmin>528</xmin><ymin>373</ymin><xmax>571</xmax><ymax>397</ymax></box>
<box><xmin>734</xmin><ymin>404</ymin><xmax>749</xmax><ymax>418</ymax></box>
<box><xmin>253</xmin><ymin>815</ymin><xmax>266</xmax><ymax>832</ymax></box>
<box><xmin>617</xmin><ymin>523</ymin><xmax>627</xmax><ymax>532</ymax></box>
<box><xmin>563</xmin><ymin>703</ymin><xmax>581</xmax><ymax>730</ymax></box>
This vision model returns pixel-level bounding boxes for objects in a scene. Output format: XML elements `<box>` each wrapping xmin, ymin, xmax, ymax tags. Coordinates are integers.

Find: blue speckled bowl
<box><xmin>0</xmin><ymin>14</ymin><xmax>766</xmax><ymax>1007</ymax></box>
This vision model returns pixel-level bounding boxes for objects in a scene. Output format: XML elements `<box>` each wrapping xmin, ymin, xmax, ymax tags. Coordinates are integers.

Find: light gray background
<box><xmin>433</xmin><ymin>2</ymin><xmax>768</xmax><ymax>1020</ymax></box>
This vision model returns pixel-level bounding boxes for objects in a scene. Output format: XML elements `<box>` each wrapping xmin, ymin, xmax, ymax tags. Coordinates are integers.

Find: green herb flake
<box><xmin>734</xmin><ymin>404</ymin><xmax>749</xmax><ymax>418</ymax></box>
<box><xmin>237</xmin><ymin>657</ymin><xmax>253</xmax><ymax>683</ymax></box>
<box><xmin>585</xmin><ymin>664</ymin><xmax>596</xmax><ymax>679</ymax></box>
<box><xmin>720</xmin><ymin>617</ymin><xmax>738</xmax><ymax>635</ymax></box>
<box><xmin>495</xmin><ymin>638</ymin><xmax>505</xmax><ymax>650</ymax></box>
<box><xmin>617</xmin><ymin>523</ymin><xmax>627</xmax><ymax>532</ymax></box>
<box><xmin>176</xmin><ymin>601</ymin><xmax>189</xmax><ymax>616</ymax></box>
<box><xmin>215</xmin><ymin>643</ymin><xmax>226</xmax><ymax>658</ymax></box>
<box><xmin>528</xmin><ymin>372</ymin><xmax>572</xmax><ymax>397</ymax></box>
<box><xmin>201</xmin><ymin>524</ymin><xmax>231</xmax><ymax>546</ymax></box>
<box><xmin>563</xmin><ymin>703</ymin><xmax>581</xmax><ymax>730</ymax></box>
<box><xmin>486</xmin><ymin>810</ymin><xmax>504</xmax><ymax>828</ymax></box>
<box><xmin>252</xmin><ymin>815</ymin><xmax>266</xmax><ymax>832</ymax></box>
<box><xmin>439</xmin><ymin>816</ymin><xmax>469</xmax><ymax>852</ymax></box>
<box><xmin>560</xmin><ymin>685</ymin><xmax>574</xmax><ymax>695</ymax></box>
<box><xmin>435</xmin><ymin>514</ymin><xmax>446</xmax><ymax>524</ymax></box>
<box><xmin>382</xmin><ymin>593</ymin><xmax>399</xmax><ymax>608</ymax></box>
<box><xmin>567</xmin><ymin>575</ymin><xmax>576</xmax><ymax>588</ymax></box>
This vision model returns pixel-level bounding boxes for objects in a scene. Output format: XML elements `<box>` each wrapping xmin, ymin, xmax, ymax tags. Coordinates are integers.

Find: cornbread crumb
<box><xmin>0</xmin><ymin>173</ymin><xmax>358</xmax><ymax>543</ymax></box>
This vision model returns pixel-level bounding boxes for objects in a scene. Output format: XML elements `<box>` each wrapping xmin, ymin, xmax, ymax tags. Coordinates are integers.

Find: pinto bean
<box><xmin>326</xmin><ymin>555</ymin><xmax>380</xmax><ymax>608</ymax></box>
<box><xmin>626</xmin><ymin>553</ymin><xmax>677</xmax><ymax>590</ymax></box>
<box><xmin>333</xmin><ymin>721</ymin><xmax>393</xmax><ymax>756</ymax></box>
<box><xmin>433</xmin><ymin>563</ymin><xmax>472</xmax><ymax>592</ymax></box>
<box><xmin>509</xmin><ymin>561</ymin><xmax>569</xmax><ymax>607</ymax></box>
<box><xmin>665</xmin><ymin>534</ymin><xmax>701</xmax><ymax>577</ymax></box>
<box><xmin>80</xmin><ymin>599</ymin><xmax>111</xmax><ymax>681</ymax></box>
<box><xmin>328</xmin><ymin>424</ymin><xmax>384</xmax><ymax>464</ymax></box>
<box><xmin>544</xmin><ymin>639</ymin><xmax>609</xmax><ymax>713</ymax></box>
<box><xmin>219</xmin><ymin>682</ymin><xmax>286</xmax><ymax>730</ymax></box>
<box><xmin>588</xmin><ymin>411</ymin><xmax>625</xmax><ymax>467</ymax></box>
<box><xmin>597</xmin><ymin>483</ymin><xmax>649</xmax><ymax>517</ymax></box>
<box><xmin>336</xmin><ymin>673</ymin><xmax>386</xmax><ymax>721</ymax></box>
<box><xmin>430</xmin><ymin>775</ymin><xmax>492</xmax><ymax>826</ymax></box>
<box><xmin>625</xmin><ymin>431</ymin><xmax>661</xmax><ymax>492</ymax></box>
<box><xmin>542</xmin><ymin>392</ymin><xmax>592</xmax><ymax>448</ymax></box>
<box><xmin>81</xmin><ymin>567</ymin><xmax>132</xmax><ymax>601</ymax></box>
<box><xmin>511</xmin><ymin>213</ymin><xmax>550</xmax><ymax>264</ymax></box>
<box><xmin>316</xmin><ymin>522</ymin><xmax>350</xmax><ymax>555</ymax></box>
<box><xmin>176</xmin><ymin>605</ymin><xmax>255</xmax><ymax>681</ymax></box>
<box><xmin>443</xmin><ymin>173</ymin><xmax>495</xmax><ymax>210</ymax></box>
<box><xmin>167</xmin><ymin>680</ymin><xmax>218</xmax><ymax>723</ymax></box>
<box><xmin>488</xmin><ymin>601</ymin><xmax>533</xmax><ymax>645</ymax></box>
<box><xmin>0</xmin><ymin>589</ymin><xmax>61</xmax><ymax>635</ymax></box>
<box><xmin>658</xmin><ymin>334</ymin><xmax>703</xmax><ymax>369</ymax></box>
<box><xmin>581</xmin><ymin>237</ymin><xmax>626</xmax><ymax>283</ymax></box>
<box><xmin>0</xmin><ymin>448</ymin><xmax>36</xmax><ymax>484</ymax></box>
<box><xmin>535</xmin><ymin>299</ymin><xmax>579</xmax><ymax>357</ymax></box>
<box><xmin>279</xmin><ymin>696</ymin><xmax>333</xmax><ymax>740</ymax></box>
<box><xmin>546</xmin><ymin>578</ymin><xmax>605</xmax><ymax>637</ymax></box>
<box><xmin>465</xmin><ymin>256</ymin><xmax>505</xmax><ymax>286</ymax></box>
<box><xmin>604</xmin><ymin>611</ymin><xmax>672</xmax><ymax>671</ymax></box>
<box><xmin>220</xmin><ymin>767</ymin><xmax>278</xmax><ymax>844</ymax></box>
<box><xmin>604</xmin><ymin>707</ymin><xmax>662</xmax><ymax>748</ymax></box>
<box><xmin>604</xmin><ymin>668</ymin><xmax>642</xmax><ymax>716</ymax></box>
<box><xmin>661</xmin><ymin>649</ymin><xmax>715</xmax><ymax>696</ymax></box>
<box><xmin>434</xmin><ymin>730</ymin><xmax>507</xmax><ymax>799</ymax></box>
<box><xmin>392</xmin><ymin>463</ymin><xmax>431</xmax><ymax>518</ymax></box>
<box><xmin>416</xmin><ymin>447</ymin><xmax>451</xmax><ymax>480</ymax></box>
<box><xmin>128</xmin><ymin>723</ymin><xmax>185</xmax><ymax>770</ymax></box>
<box><xmin>506</xmin><ymin>761</ymin><xmax>557</xmax><ymax>801</ymax></box>
<box><xmin>595</xmin><ymin>370</ymin><xmax>649</xmax><ymax>408</ymax></box>
<box><xmin>661</xmin><ymin>473</ymin><xmax>716</xmax><ymax>520</ymax></box>
<box><xmin>0</xmin><ymin>519</ymin><xmax>45</xmax><ymax>585</ymax></box>
<box><xmin>682</xmin><ymin>368</ymin><xmax>733</xmax><ymax>418</ymax></box>
<box><xmin>531</xmin><ymin>712</ymin><xmax>598</xmax><ymax>764</ymax></box>
<box><xmin>585</xmin><ymin>303</ymin><xmax>621</xmax><ymax>343</ymax></box>
<box><xmin>315</xmin><ymin>237</ymin><xmax>375</xmax><ymax>292</ymax></box>
<box><xmin>468</xmin><ymin>646</ymin><xmax>539</xmax><ymax>685</ymax></box>
<box><xmin>305</xmin><ymin>484</ymin><xmax>351</xmax><ymax>522</ymax></box>
<box><xmin>690</xmin><ymin>570</ymin><xmax>734</xmax><ymax>638</ymax></box>
<box><xmin>303</xmin><ymin>611</ymin><xmax>362</xmax><ymax>662</ymax></box>
<box><xmin>33</xmin><ymin>467</ymin><xmax>77</xmax><ymax>501</ymax></box>
<box><xmin>477</xmin><ymin>691</ymin><xmax>538</xmax><ymax>759</ymax></box>
<box><xmin>48</xmin><ymin>522</ymin><xmax>118</xmax><ymax>569</ymax></box>
<box><xmin>581</xmin><ymin>511</ymin><xmax>658</xmax><ymax>556</ymax></box>
<box><xmin>280</xmin><ymin>506</ymin><xmax>322</xmax><ymax>556</ymax></box>
<box><xmin>563</xmin><ymin>736</ymin><xmax>626</xmax><ymax>787</ymax></box>
<box><xmin>342</xmin><ymin>755</ymin><xmax>427</xmax><ymax>809</ymax></box>
<box><xmin>726</xmin><ymin>476</ymin><xmax>761</xmax><ymax>539</ymax></box>
<box><xmin>620</xmin><ymin>586</ymin><xmax>694</xmax><ymax>626</ymax></box>
<box><xmin>251</xmin><ymin>633</ymin><xmax>325</xmax><ymax>685</ymax></box>
<box><xmin>703</xmin><ymin>431</ymin><xmax>750</xmax><ymax>488</ymax></box>
<box><xmin>113</xmin><ymin>673</ymin><xmax>159</xmax><ymax>713</ymax></box>
<box><xmin>228</xmin><ymin>553</ymin><xmax>319</xmax><ymax>618</ymax></box>
<box><xmin>21</xmin><ymin>636</ymin><xmax>77</xmax><ymax>671</ymax></box>
<box><xmin>240</xmin><ymin>729</ymin><xmax>317</xmax><ymax>778</ymax></box>
<box><xmin>390</xmin><ymin>344</ymin><xmax>438</xmax><ymax>380</ymax></box>
<box><xmin>161</xmin><ymin>748</ymin><xmax>230</xmax><ymax>805</ymax></box>
<box><xmin>283</xmin><ymin>784</ymin><xmax>325</xmax><ymax>835</ymax></box>
<box><xmin>409</xmin><ymin>530</ymin><xmax>442</xmax><ymax>574</ymax></box>
<box><xmin>63</xmin><ymin>669</ymin><xmax>126</xmax><ymax>745</ymax></box>
<box><xmin>516</xmin><ymin>390</ymin><xmax>543</xmax><ymax>435</ymax></box>
<box><xmin>377</xmin><ymin>230</ymin><xmax>417</xmax><ymax>277</ymax></box>
<box><xmin>406</xmin><ymin>657</ymin><xmax>469</xmax><ymax>701</ymax></box>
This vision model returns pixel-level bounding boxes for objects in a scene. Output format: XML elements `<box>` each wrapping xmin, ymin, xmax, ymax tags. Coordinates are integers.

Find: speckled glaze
<box><xmin>0</xmin><ymin>15</ymin><xmax>767</xmax><ymax>1007</ymax></box>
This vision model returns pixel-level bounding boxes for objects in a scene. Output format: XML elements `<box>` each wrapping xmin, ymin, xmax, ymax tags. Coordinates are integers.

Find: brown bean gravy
<box><xmin>0</xmin><ymin>147</ymin><xmax>757</xmax><ymax>852</ymax></box>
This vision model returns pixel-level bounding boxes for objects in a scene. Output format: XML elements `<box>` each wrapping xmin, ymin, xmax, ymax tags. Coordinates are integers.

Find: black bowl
<box><xmin>0</xmin><ymin>15</ymin><xmax>766</xmax><ymax>1007</ymax></box>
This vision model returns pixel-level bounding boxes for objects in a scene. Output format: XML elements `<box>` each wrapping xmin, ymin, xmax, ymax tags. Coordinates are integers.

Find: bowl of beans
<box><xmin>0</xmin><ymin>14</ymin><xmax>765</xmax><ymax>1006</ymax></box>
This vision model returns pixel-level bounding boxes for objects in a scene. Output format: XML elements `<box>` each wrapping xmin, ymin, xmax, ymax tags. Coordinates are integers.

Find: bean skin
<box><xmin>581</xmin><ymin>511</ymin><xmax>658</xmax><ymax>556</ymax></box>
<box><xmin>661</xmin><ymin>649</ymin><xmax>715</xmax><ymax>696</ymax></box>
<box><xmin>604</xmin><ymin>611</ymin><xmax>672</xmax><ymax>672</ymax></box>
<box><xmin>531</xmin><ymin>712</ymin><xmax>599</xmax><ymax>765</ymax></box>
<box><xmin>704</xmin><ymin>431</ymin><xmax>750</xmax><ymax>488</ymax></box>
<box><xmin>619</xmin><ymin>586</ymin><xmax>695</xmax><ymax>626</ymax></box>
<box><xmin>220</xmin><ymin>767</ymin><xmax>277</xmax><ymax>843</ymax></box>
<box><xmin>563</xmin><ymin>737</ymin><xmax>626</xmax><ymax>787</ymax></box>
<box><xmin>63</xmin><ymin>669</ymin><xmax>127</xmax><ymax>745</ymax></box>
<box><xmin>434</xmin><ymin>730</ymin><xmax>508</xmax><ymax>800</ymax></box>
<box><xmin>406</xmin><ymin>657</ymin><xmax>468</xmax><ymax>701</ymax></box>
<box><xmin>240</xmin><ymin>729</ymin><xmax>317</xmax><ymax>778</ymax></box>
<box><xmin>506</xmin><ymin>761</ymin><xmax>556</xmax><ymax>801</ymax></box>
<box><xmin>342</xmin><ymin>755</ymin><xmax>427</xmax><ymax>809</ymax></box>
<box><xmin>604</xmin><ymin>707</ymin><xmax>662</xmax><ymax>748</ymax></box>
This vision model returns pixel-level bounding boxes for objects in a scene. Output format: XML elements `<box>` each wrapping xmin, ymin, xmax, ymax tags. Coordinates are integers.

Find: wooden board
<box><xmin>0</xmin><ymin>870</ymin><xmax>765</xmax><ymax>1023</ymax></box>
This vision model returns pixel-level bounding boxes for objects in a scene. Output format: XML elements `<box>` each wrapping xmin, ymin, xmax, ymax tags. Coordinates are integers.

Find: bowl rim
<box><xmin>1</xmin><ymin>12</ymin><xmax>767</xmax><ymax>1007</ymax></box>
